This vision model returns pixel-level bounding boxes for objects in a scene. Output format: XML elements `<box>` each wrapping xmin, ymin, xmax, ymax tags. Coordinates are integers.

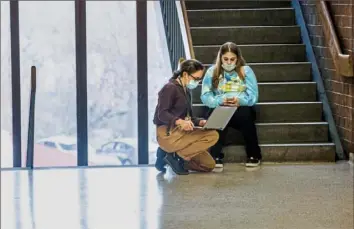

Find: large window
<box><xmin>19</xmin><ymin>2</ymin><xmax>77</xmax><ymax>167</ymax></box>
<box><xmin>86</xmin><ymin>2</ymin><xmax>138</xmax><ymax>166</ymax></box>
<box><xmin>4</xmin><ymin>2</ymin><xmax>165</xmax><ymax>167</ymax></box>
<box><xmin>147</xmin><ymin>1</ymin><xmax>173</xmax><ymax>165</ymax></box>
<box><xmin>1</xmin><ymin>2</ymin><xmax>13</xmax><ymax>168</ymax></box>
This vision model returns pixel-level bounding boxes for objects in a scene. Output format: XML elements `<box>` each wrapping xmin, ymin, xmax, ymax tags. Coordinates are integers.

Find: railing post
<box><xmin>75</xmin><ymin>0</ymin><xmax>88</xmax><ymax>166</ymax></box>
<box><xmin>10</xmin><ymin>0</ymin><xmax>22</xmax><ymax>168</ymax></box>
<box><xmin>26</xmin><ymin>66</ymin><xmax>36</xmax><ymax>169</ymax></box>
<box><xmin>137</xmin><ymin>0</ymin><xmax>149</xmax><ymax>165</ymax></box>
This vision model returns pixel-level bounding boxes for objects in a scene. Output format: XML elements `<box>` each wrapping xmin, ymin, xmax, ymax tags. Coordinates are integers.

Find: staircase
<box><xmin>185</xmin><ymin>1</ymin><xmax>336</xmax><ymax>162</ymax></box>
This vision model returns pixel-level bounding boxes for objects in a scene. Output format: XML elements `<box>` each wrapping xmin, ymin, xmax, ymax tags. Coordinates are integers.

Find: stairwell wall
<box><xmin>300</xmin><ymin>0</ymin><xmax>354</xmax><ymax>156</ymax></box>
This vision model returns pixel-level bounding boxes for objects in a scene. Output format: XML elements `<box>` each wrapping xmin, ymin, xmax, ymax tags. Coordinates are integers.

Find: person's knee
<box><xmin>202</xmin><ymin>159</ymin><xmax>216</xmax><ymax>172</ymax></box>
<box><xmin>206</xmin><ymin>130</ymin><xmax>219</xmax><ymax>145</ymax></box>
<box><xmin>238</xmin><ymin>106</ymin><xmax>256</xmax><ymax>122</ymax></box>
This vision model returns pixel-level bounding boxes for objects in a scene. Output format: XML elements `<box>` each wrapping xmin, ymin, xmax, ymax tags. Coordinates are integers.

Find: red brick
<box><xmin>303</xmin><ymin>2</ymin><xmax>354</xmax><ymax>155</ymax></box>
<box><xmin>339</xmin><ymin>27</ymin><xmax>352</xmax><ymax>38</ymax></box>
<box><xmin>333</xmin><ymin>15</ymin><xmax>351</xmax><ymax>27</ymax></box>
<box><xmin>341</xmin><ymin>38</ymin><xmax>352</xmax><ymax>53</ymax></box>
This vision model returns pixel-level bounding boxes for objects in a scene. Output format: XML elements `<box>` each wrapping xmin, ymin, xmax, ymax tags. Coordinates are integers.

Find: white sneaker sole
<box><xmin>212</xmin><ymin>167</ymin><xmax>224</xmax><ymax>172</ymax></box>
<box><xmin>245</xmin><ymin>162</ymin><xmax>260</xmax><ymax>167</ymax></box>
<box><xmin>215</xmin><ymin>164</ymin><xmax>223</xmax><ymax>168</ymax></box>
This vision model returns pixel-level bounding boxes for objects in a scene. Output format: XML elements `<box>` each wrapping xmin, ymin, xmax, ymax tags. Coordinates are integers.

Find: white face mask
<box><xmin>222</xmin><ymin>63</ymin><xmax>236</xmax><ymax>72</ymax></box>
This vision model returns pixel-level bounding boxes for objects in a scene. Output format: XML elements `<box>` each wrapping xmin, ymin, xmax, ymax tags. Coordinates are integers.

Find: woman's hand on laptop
<box><xmin>176</xmin><ymin>119</ymin><xmax>194</xmax><ymax>131</ymax></box>
<box><xmin>199</xmin><ymin>119</ymin><xmax>207</xmax><ymax>127</ymax></box>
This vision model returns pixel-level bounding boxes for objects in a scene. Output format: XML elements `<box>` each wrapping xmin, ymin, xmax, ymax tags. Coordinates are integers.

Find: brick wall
<box><xmin>300</xmin><ymin>1</ymin><xmax>354</xmax><ymax>156</ymax></box>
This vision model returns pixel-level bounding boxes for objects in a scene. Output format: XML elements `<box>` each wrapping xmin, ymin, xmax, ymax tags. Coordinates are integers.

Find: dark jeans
<box><xmin>209</xmin><ymin>106</ymin><xmax>262</xmax><ymax>160</ymax></box>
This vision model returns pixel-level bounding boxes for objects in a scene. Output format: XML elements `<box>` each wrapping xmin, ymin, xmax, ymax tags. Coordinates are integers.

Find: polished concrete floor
<box><xmin>1</xmin><ymin>163</ymin><xmax>353</xmax><ymax>229</ymax></box>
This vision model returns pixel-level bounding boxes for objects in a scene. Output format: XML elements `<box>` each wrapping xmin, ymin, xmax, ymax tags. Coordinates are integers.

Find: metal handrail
<box><xmin>159</xmin><ymin>0</ymin><xmax>186</xmax><ymax>70</ymax></box>
<box><xmin>180</xmin><ymin>0</ymin><xmax>195</xmax><ymax>59</ymax></box>
<box><xmin>26</xmin><ymin>66</ymin><xmax>36</xmax><ymax>168</ymax></box>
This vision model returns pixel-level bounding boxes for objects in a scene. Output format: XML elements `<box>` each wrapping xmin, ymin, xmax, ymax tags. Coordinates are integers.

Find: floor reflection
<box><xmin>78</xmin><ymin>171</ymin><xmax>88</xmax><ymax>229</ymax></box>
<box><xmin>28</xmin><ymin>172</ymin><xmax>36</xmax><ymax>229</ymax></box>
<box><xmin>1</xmin><ymin>163</ymin><xmax>353</xmax><ymax>229</ymax></box>
<box><xmin>141</xmin><ymin>169</ymin><xmax>163</xmax><ymax>229</ymax></box>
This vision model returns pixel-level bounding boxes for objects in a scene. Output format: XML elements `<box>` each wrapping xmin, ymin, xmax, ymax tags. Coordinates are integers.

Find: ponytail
<box><xmin>171</xmin><ymin>57</ymin><xmax>186</xmax><ymax>79</ymax></box>
<box><xmin>171</xmin><ymin>69</ymin><xmax>182</xmax><ymax>79</ymax></box>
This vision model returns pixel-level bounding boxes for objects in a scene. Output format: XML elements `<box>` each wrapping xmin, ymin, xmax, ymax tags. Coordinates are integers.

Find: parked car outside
<box><xmin>37</xmin><ymin>135</ymin><xmax>122</xmax><ymax>165</ymax></box>
<box><xmin>96</xmin><ymin>137</ymin><xmax>159</xmax><ymax>165</ymax></box>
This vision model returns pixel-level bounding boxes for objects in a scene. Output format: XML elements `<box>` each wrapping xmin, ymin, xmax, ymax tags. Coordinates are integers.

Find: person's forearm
<box><xmin>158</xmin><ymin>110</ymin><xmax>179</xmax><ymax>126</ymax></box>
<box><xmin>201</xmin><ymin>93</ymin><xmax>224</xmax><ymax>108</ymax></box>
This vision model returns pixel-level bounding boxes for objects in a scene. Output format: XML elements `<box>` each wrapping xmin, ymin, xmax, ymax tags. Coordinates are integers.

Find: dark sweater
<box><xmin>153</xmin><ymin>79</ymin><xmax>203</xmax><ymax>127</ymax></box>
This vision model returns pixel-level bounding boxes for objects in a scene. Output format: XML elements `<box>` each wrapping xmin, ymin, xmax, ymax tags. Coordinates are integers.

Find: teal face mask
<box><xmin>186</xmin><ymin>80</ymin><xmax>199</xmax><ymax>90</ymax></box>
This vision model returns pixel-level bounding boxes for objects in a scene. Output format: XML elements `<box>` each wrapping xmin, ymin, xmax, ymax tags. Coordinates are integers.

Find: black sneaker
<box><xmin>215</xmin><ymin>158</ymin><xmax>224</xmax><ymax>168</ymax></box>
<box><xmin>164</xmin><ymin>153</ymin><xmax>189</xmax><ymax>175</ymax></box>
<box><xmin>154</xmin><ymin>147</ymin><xmax>167</xmax><ymax>173</ymax></box>
<box><xmin>245</xmin><ymin>157</ymin><xmax>261</xmax><ymax>167</ymax></box>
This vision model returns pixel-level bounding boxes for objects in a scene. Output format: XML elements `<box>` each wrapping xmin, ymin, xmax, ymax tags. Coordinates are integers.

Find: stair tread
<box><xmin>203</xmin><ymin>62</ymin><xmax>311</xmax><ymax>66</ymax></box>
<box><xmin>185</xmin><ymin>1</ymin><xmax>292</xmax><ymax>10</ymax></box>
<box><xmin>194</xmin><ymin>44</ymin><xmax>304</xmax><ymax>47</ymax></box>
<box><xmin>191</xmin><ymin>25</ymin><xmax>299</xmax><ymax>29</ymax></box>
<box><xmin>194</xmin><ymin>44</ymin><xmax>306</xmax><ymax>63</ymax></box>
<box><xmin>187</xmin><ymin>8</ymin><xmax>294</xmax><ymax>12</ymax></box>
<box><xmin>258</xmin><ymin>82</ymin><xmax>315</xmax><ymax>85</ymax></box>
<box><xmin>194</xmin><ymin>82</ymin><xmax>315</xmax><ymax>85</ymax></box>
<box><xmin>223</xmin><ymin>144</ymin><xmax>335</xmax><ymax>162</ymax></box>
<box><xmin>192</xmin><ymin>82</ymin><xmax>317</xmax><ymax>102</ymax></box>
<box><xmin>192</xmin><ymin>102</ymin><xmax>323</xmax><ymax>123</ymax></box>
<box><xmin>196</xmin><ymin>121</ymin><xmax>328</xmax><ymax>125</ymax></box>
<box><xmin>257</xmin><ymin>143</ymin><xmax>335</xmax><ymax>146</ymax></box>
<box><xmin>193</xmin><ymin>101</ymin><xmax>322</xmax><ymax>106</ymax></box>
<box><xmin>248</xmin><ymin>62</ymin><xmax>310</xmax><ymax>65</ymax></box>
<box><xmin>201</xmin><ymin>63</ymin><xmax>311</xmax><ymax>82</ymax></box>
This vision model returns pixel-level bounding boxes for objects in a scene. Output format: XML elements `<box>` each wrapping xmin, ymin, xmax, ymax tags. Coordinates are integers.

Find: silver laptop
<box><xmin>194</xmin><ymin>106</ymin><xmax>237</xmax><ymax>130</ymax></box>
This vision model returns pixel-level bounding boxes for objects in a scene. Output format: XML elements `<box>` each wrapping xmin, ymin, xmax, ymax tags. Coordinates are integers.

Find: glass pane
<box><xmin>19</xmin><ymin>2</ymin><xmax>77</xmax><ymax>167</ymax></box>
<box><xmin>86</xmin><ymin>2</ymin><xmax>138</xmax><ymax>166</ymax></box>
<box><xmin>147</xmin><ymin>1</ymin><xmax>172</xmax><ymax>165</ymax></box>
<box><xmin>1</xmin><ymin>1</ymin><xmax>13</xmax><ymax>168</ymax></box>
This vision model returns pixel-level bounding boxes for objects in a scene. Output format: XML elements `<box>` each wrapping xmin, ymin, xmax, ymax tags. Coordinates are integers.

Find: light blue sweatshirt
<box><xmin>200</xmin><ymin>65</ymin><xmax>259</xmax><ymax>108</ymax></box>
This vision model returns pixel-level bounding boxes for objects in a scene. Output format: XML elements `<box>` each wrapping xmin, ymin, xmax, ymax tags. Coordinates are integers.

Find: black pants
<box><xmin>209</xmin><ymin>106</ymin><xmax>262</xmax><ymax>160</ymax></box>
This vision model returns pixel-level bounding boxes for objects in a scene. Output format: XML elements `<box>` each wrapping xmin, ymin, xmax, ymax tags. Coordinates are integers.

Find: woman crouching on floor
<box><xmin>153</xmin><ymin>58</ymin><xmax>218</xmax><ymax>175</ymax></box>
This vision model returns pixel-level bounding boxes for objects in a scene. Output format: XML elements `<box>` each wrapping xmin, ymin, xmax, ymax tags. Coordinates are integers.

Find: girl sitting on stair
<box><xmin>201</xmin><ymin>42</ymin><xmax>262</xmax><ymax>169</ymax></box>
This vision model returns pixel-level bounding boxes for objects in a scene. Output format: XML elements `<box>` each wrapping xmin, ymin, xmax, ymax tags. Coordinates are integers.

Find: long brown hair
<box><xmin>212</xmin><ymin>42</ymin><xmax>246</xmax><ymax>89</ymax></box>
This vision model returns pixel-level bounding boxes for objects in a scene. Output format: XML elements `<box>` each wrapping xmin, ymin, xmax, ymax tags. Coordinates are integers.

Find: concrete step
<box><xmin>185</xmin><ymin>1</ymin><xmax>291</xmax><ymax>10</ymax></box>
<box><xmin>194</xmin><ymin>44</ymin><xmax>307</xmax><ymax>63</ymax></box>
<box><xmin>192</xmin><ymin>102</ymin><xmax>323</xmax><ymax>123</ymax></box>
<box><xmin>192</xmin><ymin>82</ymin><xmax>317</xmax><ymax>103</ymax></box>
<box><xmin>223</xmin><ymin>122</ymin><xmax>329</xmax><ymax>145</ymax></box>
<box><xmin>222</xmin><ymin>143</ymin><xmax>335</xmax><ymax>162</ymax></box>
<box><xmin>188</xmin><ymin>8</ymin><xmax>296</xmax><ymax>27</ymax></box>
<box><xmin>191</xmin><ymin>26</ymin><xmax>301</xmax><ymax>45</ymax></box>
<box><xmin>204</xmin><ymin>62</ymin><xmax>312</xmax><ymax>82</ymax></box>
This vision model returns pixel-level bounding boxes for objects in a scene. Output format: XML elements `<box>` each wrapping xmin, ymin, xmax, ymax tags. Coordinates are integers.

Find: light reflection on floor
<box><xmin>1</xmin><ymin>163</ymin><xmax>353</xmax><ymax>229</ymax></box>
